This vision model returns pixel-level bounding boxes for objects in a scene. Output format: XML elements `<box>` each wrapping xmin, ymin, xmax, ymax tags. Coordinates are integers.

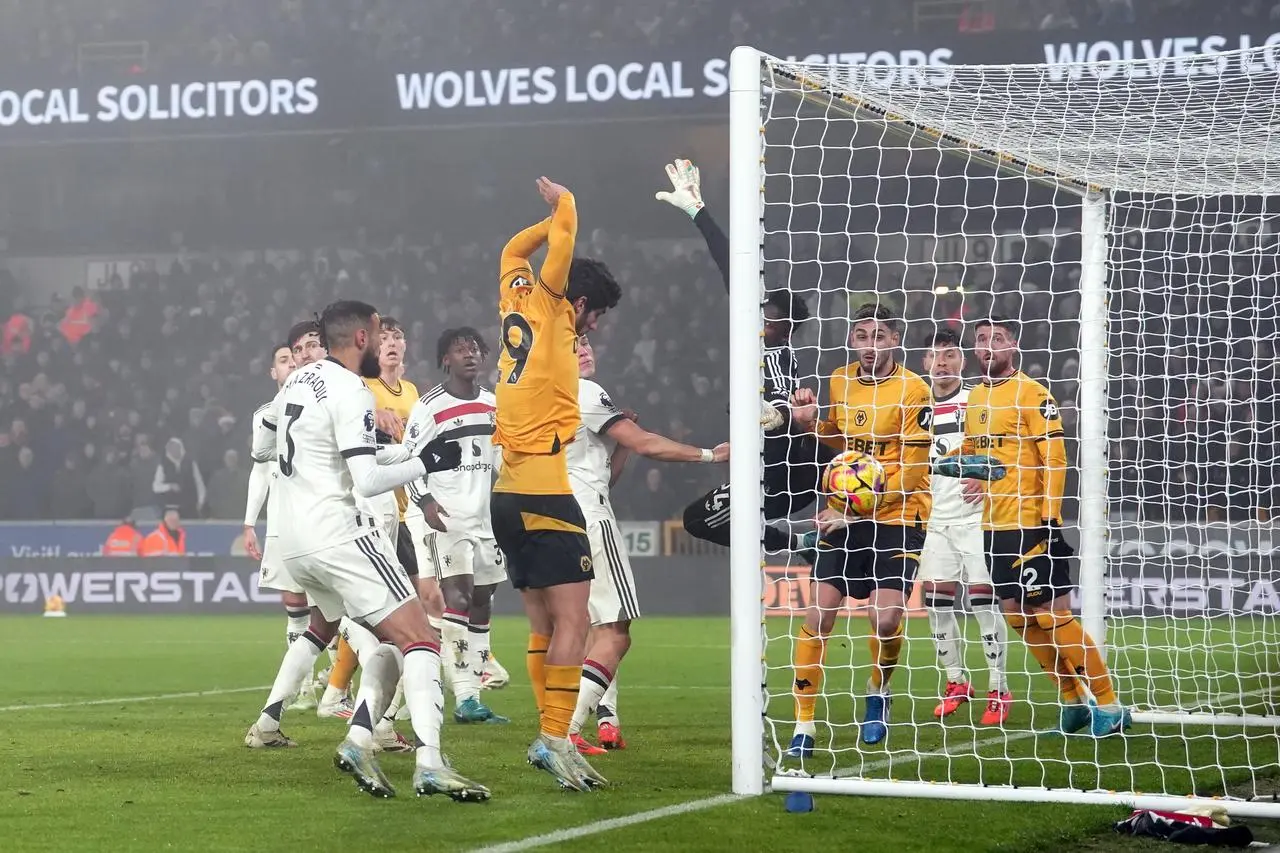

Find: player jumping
<box><xmin>920</xmin><ymin>327</ymin><xmax>1012</xmax><ymax>725</ymax></box>
<box><xmin>962</xmin><ymin>317</ymin><xmax>1128</xmax><ymax>737</ymax></box>
<box><xmin>788</xmin><ymin>304</ymin><xmax>933</xmax><ymax>754</ymax></box>
<box><xmin>403</xmin><ymin>326</ymin><xmax>509</xmax><ymax>726</ymax></box>
<box><xmin>655</xmin><ymin>158</ymin><xmax>832</xmax><ymax>558</ymax></box>
<box><xmin>491</xmin><ymin>177</ymin><xmax>619</xmax><ymax>791</ymax></box>
<box><xmin>566</xmin><ymin>337</ymin><xmax>728</xmax><ymax>755</ymax></box>
<box><xmin>243</xmin><ymin>300</ymin><xmax>487</xmax><ymax>800</ymax></box>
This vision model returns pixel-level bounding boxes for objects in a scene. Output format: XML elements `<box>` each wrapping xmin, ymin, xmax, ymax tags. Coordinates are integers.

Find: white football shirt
<box><xmin>273</xmin><ymin>358</ymin><xmax>381</xmax><ymax>559</ymax></box>
<box><xmin>567</xmin><ymin>378</ymin><xmax>626</xmax><ymax>522</ymax></box>
<box><xmin>402</xmin><ymin>384</ymin><xmax>497</xmax><ymax>537</ymax></box>
<box><xmin>929</xmin><ymin>381</ymin><xmax>982</xmax><ymax>526</ymax></box>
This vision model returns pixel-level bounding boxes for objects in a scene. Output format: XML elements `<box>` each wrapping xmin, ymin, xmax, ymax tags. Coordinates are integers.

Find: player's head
<box><xmin>849</xmin><ymin>303</ymin><xmax>902</xmax><ymax>374</ymax></box>
<box><xmin>923</xmin><ymin>327</ymin><xmax>965</xmax><ymax>384</ymax></box>
<box><xmin>973</xmin><ymin>316</ymin><xmax>1019</xmax><ymax>378</ymax></box>
<box><xmin>379</xmin><ymin>316</ymin><xmax>406</xmax><ymax>374</ymax></box>
<box><xmin>319</xmin><ymin>300</ymin><xmax>381</xmax><ymax>379</ymax></box>
<box><xmin>567</xmin><ymin>257</ymin><xmax>621</xmax><ymax>334</ymax></box>
<box><xmin>436</xmin><ymin>326</ymin><xmax>489</xmax><ymax>383</ymax></box>
<box><xmin>269</xmin><ymin>343</ymin><xmax>295</xmax><ymax>388</ymax></box>
<box><xmin>287</xmin><ymin>320</ymin><xmax>325</xmax><ymax>366</ymax></box>
<box><xmin>763</xmin><ymin>291</ymin><xmax>809</xmax><ymax>348</ymax></box>
<box><xmin>577</xmin><ymin>336</ymin><xmax>596</xmax><ymax>379</ymax></box>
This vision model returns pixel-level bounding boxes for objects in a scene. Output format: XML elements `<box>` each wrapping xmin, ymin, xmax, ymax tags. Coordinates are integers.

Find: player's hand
<box><xmin>536</xmin><ymin>176</ymin><xmax>569</xmax><ymax>209</ymax></box>
<box><xmin>814</xmin><ymin>507</ymin><xmax>850</xmax><ymax>536</ymax></box>
<box><xmin>418</xmin><ymin>436</ymin><xmax>462</xmax><ymax>473</ymax></box>
<box><xmin>711</xmin><ymin>442</ymin><xmax>730</xmax><ymax>463</ymax></box>
<box><xmin>243</xmin><ymin>526</ymin><xmax>262</xmax><ymax>561</ymax></box>
<box><xmin>761</xmin><ymin>401</ymin><xmax>786</xmax><ymax>431</ymax></box>
<box><xmin>790</xmin><ymin>388</ymin><xmax>818</xmax><ymax>429</ymax></box>
<box><xmin>655</xmin><ymin>158</ymin><xmax>705</xmax><ymax>218</ymax></box>
<box><xmin>375</xmin><ymin>408</ymin><xmax>404</xmax><ymax>440</ymax></box>
<box><xmin>622</xmin><ymin>409</ymin><xmax>639</xmax><ymax>423</ymax></box>
<box><xmin>424</xmin><ymin>500</ymin><xmax>449</xmax><ymax>533</ymax></box>
<box><xmin>961</xmin><ymin>478</ymin><xmax>985</xmax><ymax>505</ymax></box>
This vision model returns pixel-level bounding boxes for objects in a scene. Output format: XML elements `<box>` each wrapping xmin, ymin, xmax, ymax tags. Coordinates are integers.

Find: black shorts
<box><xmin>396</xmin><ymin>521</ymin><xmax>418</xmax><ymax>578</ymax></box>
<box><xmin>490</xmin><ymin>492</ymin><xmax>593</xmax><ymax>591</ymax></box>
<box><xmin>986</xmin><ymin>529</ymin><xmax>1074</xmax><ymax>607</ymax></box>
<box><xmin>812</xmin><ymin>521</ymin><xmax>924</xmax><ymax>600</ymax></box>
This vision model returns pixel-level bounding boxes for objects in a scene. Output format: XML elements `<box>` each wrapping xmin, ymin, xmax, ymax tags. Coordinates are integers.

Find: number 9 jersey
<box><xmin>494</xmin><ymin>192</ymin><xmax>581</xmax><ymax>495</ymax></box>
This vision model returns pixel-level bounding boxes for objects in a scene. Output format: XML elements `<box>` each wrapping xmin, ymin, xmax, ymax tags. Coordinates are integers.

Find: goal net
<box><xmin>726</xmin><ymin>45</ymin><xmax>1280</xmax><ymax>815</ymax></box>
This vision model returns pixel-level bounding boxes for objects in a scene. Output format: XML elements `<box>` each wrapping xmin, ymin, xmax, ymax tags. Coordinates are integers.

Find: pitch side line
<box><xmin>0</xmin><ymin>685</ymin><xmax>271</xmax><ymax>713</ymax></box>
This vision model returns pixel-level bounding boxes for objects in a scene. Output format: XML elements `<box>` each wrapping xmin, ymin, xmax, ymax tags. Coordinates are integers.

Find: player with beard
<box><xmin>243</xmin><ymin>300</ymin><xmax>487</xmax><ymax>800</ymax></box>
<box><xmin>962</xmin><ymin>317</ymin><xmax>1127</xmax><ymax>737</ymax></box>
<box><xmin>655</xmin><ymin>158</ymin><xmax>832</xmax><ymax>558</ymax></box>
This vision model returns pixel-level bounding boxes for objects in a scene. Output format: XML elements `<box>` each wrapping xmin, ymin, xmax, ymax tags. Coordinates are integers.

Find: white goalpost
<box><xmin>728</xmin><ymin>44</ymin><xmax>1280</xmax><ymax>815</ymax></box>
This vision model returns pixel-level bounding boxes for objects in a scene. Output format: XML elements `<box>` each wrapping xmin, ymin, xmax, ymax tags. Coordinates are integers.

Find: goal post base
<box><xmin>770</xmin><ymin>775</ymin><xmax>1280</xmax><ymax>819</ymax></box>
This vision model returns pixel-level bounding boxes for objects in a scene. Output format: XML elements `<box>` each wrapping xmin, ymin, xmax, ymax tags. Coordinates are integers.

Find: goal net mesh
<box><xmin>755</xmin><ymin>48</ymin><xmax>1280</xmax><ymax>803</ymax></box>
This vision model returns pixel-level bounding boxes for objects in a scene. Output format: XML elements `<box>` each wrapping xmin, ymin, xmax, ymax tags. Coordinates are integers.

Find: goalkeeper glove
<box><xmin>418</xmin><ymin>436</ymin><xmax>462</xmax><ymax>474</ymax></box>
<box><xmin>760</xmin><ymin>401</ymin><xmax>786</xmax><ymax>432</ymax></box>
<box><xmin>931</xmin><ymin>454</ymin><xmax>1007</xmax><ymax>482</ymax></box>
<box><xmin>655</xmin><ymin>158</ymin><xmax>705</xmax><ymax>218</ymax></box>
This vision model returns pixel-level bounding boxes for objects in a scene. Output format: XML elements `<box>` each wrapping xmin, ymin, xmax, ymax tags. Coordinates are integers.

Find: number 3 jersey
<box><xmin>270</xmin><ymin>358</ymin><xmax>381</xmax><ymax>559</ymax></box>
<box><xmin>402</xmin><ymin>385</ymin><xmax>498</xmax><ymax>538</ymax></box>
<box><xmin>928</xmin><ymin>382</ymin><xmax>981</xmax><ymax>526</ymax></box>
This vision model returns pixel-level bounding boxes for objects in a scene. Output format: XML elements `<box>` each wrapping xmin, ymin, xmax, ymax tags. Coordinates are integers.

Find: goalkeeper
<box><xmin>655</xmin><ymin>159</ymin><xmax>834</xmax><ymax>555</ymax></box>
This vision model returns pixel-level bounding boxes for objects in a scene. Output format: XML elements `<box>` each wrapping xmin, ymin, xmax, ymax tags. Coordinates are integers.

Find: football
<box><xmin>822</xmin><ymin>450</ymin><xmax>886</xmax><ymax>516</ymax></box>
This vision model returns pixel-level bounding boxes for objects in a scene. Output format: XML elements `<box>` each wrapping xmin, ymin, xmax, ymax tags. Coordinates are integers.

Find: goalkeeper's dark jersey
<box><xmin>694</xmin><ymin>208</ymin><xmax>827</xmax><ymax>513</ymax></box>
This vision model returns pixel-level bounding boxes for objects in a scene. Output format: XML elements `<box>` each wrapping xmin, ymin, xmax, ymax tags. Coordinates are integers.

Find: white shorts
<box><xmin>918</xmin><ymin>523</ymin><xmax>992</xmax><ymax>586</ymax></box>
<box><xmin>587</xmin><ymin>517</ymin><xmax>640</xmax><ymax>626</ymax></box>
<box><xmin>258</xmin><ymin>535</ymin><xmax>306</xmax><ymax>595</ymax></box>
<box><xmin>282</xmin><ymin>530</ymin><xmax>415</xmax><ymax>626</ymax></box>
<box><xmin>424</xmin><ymin>529</ymin><xmax>507</xmax><ymax>587</ymax></box>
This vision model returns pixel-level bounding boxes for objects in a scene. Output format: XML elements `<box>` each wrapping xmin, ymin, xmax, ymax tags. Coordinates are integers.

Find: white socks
<box><xmin>348</xmin><ymin>645</ymin><xmax>403</xmax><ymax>749</ymax></box>
<box><xmin>971</xmin><ymin>592</ymin><xmax>1009</xmax><ymax>694</ymax></box>
<box><xmin>597</xmin><ymin>676</ymin><xmax>619</xmax><ymax>727</ymax></box>
<box><xmin>285</xmin><ymin>608</ymin><xmax>310</xmax><ymax>647</ymax></box>
<box><xmin>570</xmin><ymin>660</ymin><xmax>613</xmax><ymax>737</ymax></box>
<box><xmin>925</xmin><ymin>589</ymin><xmax>966</xmax><ymax>684</ymax></box>
<box><xmin>442</xmin><ymin>609</ymin><xmax>480</xmax><ymax>706</ymax></box>
<box><xmin>257</xmin><ymin>631</ymin><xmax>325</xmax><ymax>732</ymax></box>
<box><xmin>401</xmin><ymin>643</ymin><xmax>445</xmax><ymax>768</ymax></box>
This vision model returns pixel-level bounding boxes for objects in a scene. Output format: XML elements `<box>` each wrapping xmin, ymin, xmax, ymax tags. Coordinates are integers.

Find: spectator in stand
<box><xmin>3</xmin><ymin>297</ymin><xmax>33</xmax><ymax>356</ymax></box>
<box><xmin>205</xmin><ymin>448</ymin><xmax>247</xmax><ymax>520</ymax></box>
<box><xmin>152</xmin><ymin>437</ymin><xmax>205</xmax><ymax>519</ymax></box>
<box><xmin>139</xmin><ymin>505</ymin><xmax>186</xmax><ymax>557</ymax></box>
<box><xmin>11</xmin><ymin>446</ymin><xmax>45</xmax><ymax>519</ymax></box>
<box><xmin>59</xmin><ymin>286</ymin><xmax>100</xmax><ymax>345</ymax></box>
<box><xmin>49</xmin><ymin>451</ymin><xmax>92</xmax><ymax>520</ymax></box>
<box><xmin>87</xmin><ymin>447</ymin><xmax>134</xmax><ymax>520</ymax></box>
<box><xmin>130</xmin><ymin>440</ymin><xmax>161</xmax><ymax>519</ymax></box>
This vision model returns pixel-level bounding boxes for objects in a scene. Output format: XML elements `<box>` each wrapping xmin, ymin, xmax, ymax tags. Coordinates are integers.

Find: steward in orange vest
<box><xmin>139</xmin><ymin>507</ymin><xmax>186</xmax><ymax>557</ymax></box>
<box><xmin>103</xmin><ymin>519</ymin><xmax>144</xmax><ymax>556</ymax></box>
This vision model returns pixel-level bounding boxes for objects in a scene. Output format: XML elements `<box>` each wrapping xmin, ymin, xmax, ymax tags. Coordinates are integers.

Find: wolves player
<box><xmin>244</xmin><ymin>342</ymin><xmax>304</xmax><ymax>690</ymax></box>
<box><xmin>656</xmin><ymin>158</ymin><xmax>831</xmax><ymax>556</ymax></box>
<box><xmin>567</xmin><ymin>337</ymin><xmax>728</xmax><ymax>755</ymax></box>
<box><xmin>243</xmin><ymin>300</ymin><xmax>488</xmax><ymax>801</ymax></box>
<box><xmin>788</xmin><ymin>304</ymin><xmax>933</xmax><ymax>753</ymax></box>
<box><xmin>919</xmin><ymin>328</ymin><xmax>1011</xmax><ymax>725</ymax></box>
<box><xmin>402</xmin><ymin>327</ymin><xmax>508</xmax><ymax>726</ymax></box>
<box><xmin>962</xmin><ymin>317</ymin><xmax>1127</xmax><ymax>737</ymax></box>
<box><xmin>492</xmin><ymin>177</ymin><xmax>619</xmax><ymax>791</ymax></box>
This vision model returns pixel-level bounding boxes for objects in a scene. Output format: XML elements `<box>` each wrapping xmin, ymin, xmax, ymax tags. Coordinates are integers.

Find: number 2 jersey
<box><xmin>494</xmin><ymin>192</ymin><xmax>580</xmax><ymax>495</ymax></box>
<box><xmin>402</xmin><ymin>384</ymin><xmax>498</xmax><ymax>538</ymax></box>
<box><xmin>814</xmin><ymin>362</ymin><xmax>933</xmax><ymax>526</ymax></box>
<box><xmin>270</xmin><ymin>358</ymin><xmax>382</xmax><ymax>559</ymax></box>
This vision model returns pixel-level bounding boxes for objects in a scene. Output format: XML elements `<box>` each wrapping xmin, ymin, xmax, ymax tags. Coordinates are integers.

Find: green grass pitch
<box><xmin>3</xmin><ymin>614</ymin><xmax>1277</xmax><ymax>852</ymax></box>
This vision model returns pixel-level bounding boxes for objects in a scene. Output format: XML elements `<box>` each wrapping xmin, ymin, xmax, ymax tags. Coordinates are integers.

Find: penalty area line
<box><xmin>466</xmin><ymin>793</ymin><xmax>747</xmax><ymax>853</ymax></box>
<box><xmin>0</xmin><ymin>685</ymin><xmax>271</xmax><ymax>713</ymax></box>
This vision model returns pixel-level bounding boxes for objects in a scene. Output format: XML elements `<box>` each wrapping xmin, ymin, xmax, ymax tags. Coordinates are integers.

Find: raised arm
<box><xmin>656</xmin><ymin>159</ymin><xmax>729</xmax><ymax>290</ymax></box>
<box><xmin>605</xmin><ymin>418</ymin><xmax>727</xmax><ymax>464</ymax></box>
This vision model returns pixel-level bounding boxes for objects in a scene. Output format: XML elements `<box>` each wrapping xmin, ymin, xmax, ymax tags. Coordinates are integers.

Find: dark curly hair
<box><xmin>764</xmin><ymin>290</ymin><xmax>811</xmax><ymax>326</ymax></box>
<box><xmin>286</xmin><ymin>319</ymin><xmax>321</xmax><ymax>349</ymax></box>
<box><xmin>436</xmin><ymin>326</ymin><xmax>490</xmax><ymax>368</ymax></box>
<box><xmin>566</xmin><ymin>257</ymin><xmax>622</xmax><ymax>315</ymax></box>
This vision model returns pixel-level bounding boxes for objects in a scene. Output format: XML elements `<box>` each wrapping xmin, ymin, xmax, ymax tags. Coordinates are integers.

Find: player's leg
<box><xmin>858</xmin><ymin>523</ymin><xmax>920</xmax><ymax>746</ymax></box>
<box><xmin>537</xmin><ymin>578</ymin><xmax>607</xmax><ymax>788</ymax></box>
<box><xmin>571</xmin><ymin>518</ymin><xmax>638</xmax><ymax>753</ymax></box>
<box><xmin>438</xmin><ymin>536</ymin><xmax>508</xmax><ymax>724</ymax></box>
<box><xmin>318</xmin><ymin>635</ymin><xmax>359</xmax><ymax>718</ymax></box>
<box><xmin>245</xmin><ymin>557</ymin><xmax>341</xmax><ymax>748</ymax></box>
<box><xmin>788</xmin><ymin>525</ymin><xmax>851</xmax><ymax>759</ymax></box>
<box><xmin>595</xmin><ymin>673</ymin><xmax>620</xmax><ymax>740</ymax></box>
<box><xmin>683</xmin><ymin>483</ymin><xmax>797</xmax><ymax>553</ymax></box>
<box><xmin>1026</xmin><ymin>591</ymin><xmax>1127</xmax><ymax>736</ymax></box>
<box><xmin>920</xmin><ymin>527</ymin><xmax>971</xmax><ymax>717</ymax></box>
<box><xmin>342</xmin><ymin>532</ymin><xmax>489</xmax><ymax>801</ymax></box>
<box><xmin>960</xmin><ymin>521</ymin><xmax>1012</xmax><ymax>725</ymax></box>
